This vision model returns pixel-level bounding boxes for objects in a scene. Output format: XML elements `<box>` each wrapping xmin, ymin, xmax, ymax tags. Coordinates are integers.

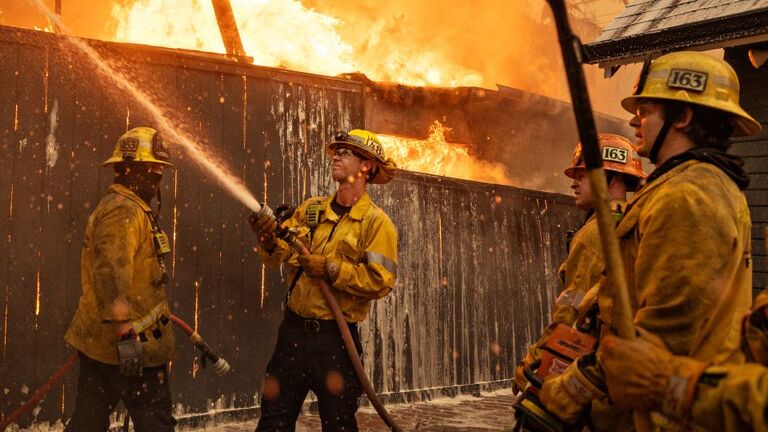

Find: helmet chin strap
<box><xmin>649</xmin><ymin>102</ymin><xmax>685</xmax><ymax>164</ymax></box>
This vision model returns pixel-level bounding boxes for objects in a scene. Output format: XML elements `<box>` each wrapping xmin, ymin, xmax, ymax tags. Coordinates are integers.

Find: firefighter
<box><xmin>249</xmin><ymin>129</ymin><xmax>398</xmax><ymax>431</ymax></box>
<box><xmin>537</xmin><ymin>51</ymin><xmax>760</xmax><ymax>430</ymax></box>
<box><xmin>513</xmin><ymin>134</ymin><xmax>645</xmax><ymax>392</ymax></box>
<box><xmin>598</xmin><ymin>286</ymin><xmax>768</xmax><ymax>431</ymax></box>
<box><xmin>63</xmin><ymin>127</ymin><xmax>176</xmax><ymax>432</ymax></box>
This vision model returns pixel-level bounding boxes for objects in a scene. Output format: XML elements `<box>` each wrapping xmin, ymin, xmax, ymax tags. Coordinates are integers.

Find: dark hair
<box><xmin>606</xmin><ymin>171</ymin><xmax>641</xmax><ymax>193</ymax></box>
<box><xmin>680</xmin><ymin>104</ymin><xmax>735</xmax><ymax>151</ymax></box>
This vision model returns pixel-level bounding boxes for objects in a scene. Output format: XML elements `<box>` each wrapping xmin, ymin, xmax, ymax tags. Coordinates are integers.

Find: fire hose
<box><xmin>0</xmin><ymin>314</ymin><xmax>229</xmax><ymax>431</ymax></box>
<box><xmin>254</xmin><ymin>204</ymin><xmax>403</xmax><ymax>432</ymax></box>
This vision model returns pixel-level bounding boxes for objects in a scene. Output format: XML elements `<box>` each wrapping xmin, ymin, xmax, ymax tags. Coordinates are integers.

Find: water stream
<box><xmin>30</xmin><ymin>0</ymin><xmax>262</xmax><ymax>214</ymax></box>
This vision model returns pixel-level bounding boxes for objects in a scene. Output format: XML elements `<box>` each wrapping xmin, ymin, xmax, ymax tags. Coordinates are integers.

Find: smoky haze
<box><xmin>0</xmin><ymin>0</ymin><xmax>639</xmax><ymax>119</ymax></box>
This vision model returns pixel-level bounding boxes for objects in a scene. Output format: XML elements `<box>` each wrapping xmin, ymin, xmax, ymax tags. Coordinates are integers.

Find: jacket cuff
<box><xmin>332</xmin><ymin>260</ymin><xmax>354</xmax><ymax>289</ymax></box>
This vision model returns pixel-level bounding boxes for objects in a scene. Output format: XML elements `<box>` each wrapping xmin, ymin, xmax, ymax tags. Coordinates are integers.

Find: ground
<box><xmin>181</xmin><ymin>388</ymin><xmax>518</xmax><ymax>432</ymax></box>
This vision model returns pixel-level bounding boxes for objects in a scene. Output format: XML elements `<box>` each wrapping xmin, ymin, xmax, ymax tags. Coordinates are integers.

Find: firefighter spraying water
<box><xmin>9</xmin><ymin>0</ymin><xmax>404</xmax><ymax>429</ymax></box>
<box><xmin>248</xmin><ymin>129</ymin><xmax>402</xmax><ymax>431</ymax></box>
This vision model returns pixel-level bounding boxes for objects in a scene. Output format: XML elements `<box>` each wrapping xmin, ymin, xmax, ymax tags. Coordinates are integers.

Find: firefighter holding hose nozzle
<box><xmin>249</xmin><ymin>129</ymin><xmax>399</xmax><ymax>431</ymax></box>
<box><xmin>64</xmin><ymin>127</ymin><xmax>178</xmax><ymax>432</ymax></box>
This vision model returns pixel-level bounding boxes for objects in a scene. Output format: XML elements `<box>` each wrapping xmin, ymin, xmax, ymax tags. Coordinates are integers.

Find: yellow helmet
<box><xmin>327</xmin><ymin>129</ymin><xmax>397</xmax><ymax>184</ymax></box>
<box><xmin>621</xmin><ymin>51</ymin><xmax>761</xmax><ymax>137</ymax></box>
<box><xmin>565</xmin><ymin>133</ymin><xmax>646</xmax><ymax>191</ymax></box>
<box><xmin>102</xmin><ymin>127</ymin><xmax>173</xmax><ymax>167</ymax></box>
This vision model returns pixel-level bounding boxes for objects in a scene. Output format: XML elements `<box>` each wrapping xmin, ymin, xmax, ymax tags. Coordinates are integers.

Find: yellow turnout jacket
<box><xmin>66</xmin><ymin>184</ymin><xmax>175</xmax><ymax>366</ymax></box>
<box><xmin>690</xmin><ymin>287</ymin><xmax>768</xmax><ymax>431</ymax></box>
<box><xmin>593</xmin><ymin>160</ymin><xmax>752</xmax><ymax>430</ymax></box>
<box><xmin>259</xmin><ymin>192</ymin><xmax>397</xmax><ymax>322</ymax></box>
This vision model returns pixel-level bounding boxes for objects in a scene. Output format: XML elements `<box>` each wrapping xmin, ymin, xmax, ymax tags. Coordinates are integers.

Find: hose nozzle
<box><xmin>212</xmin><ymin>358</ymin><xmax>231</xmax><ymax>376</ymax></box>
<box><xmin>190</xmin><ymin>332</ymin><xmax>231</xmax><ymax>376</ymax></box>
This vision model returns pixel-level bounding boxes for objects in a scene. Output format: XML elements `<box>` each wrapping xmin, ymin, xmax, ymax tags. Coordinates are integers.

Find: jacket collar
<box><xmin>631</xmin><ymin>159</ymin><xmax>698</xmax><ymax>204</ymax></box>
<box><xmin>615</xmin><ymin>160</ymin><xmax>698</xmax><ymax>237</ymax></box>
<box><xmin>109</xmin><ymin>183</ymin><xmax>152</xmax><ymax>213</ymax></box>
<box><xmin>322</xmin><ymin>192</ymin><xmax>371</xmax><ymax>222</ymax></box>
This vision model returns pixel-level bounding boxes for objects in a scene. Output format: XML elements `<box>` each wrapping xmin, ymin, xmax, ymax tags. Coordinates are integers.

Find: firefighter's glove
<box><xmin>249</xmin><ymin>206</ymin><xmax>278</xmax><ymax>250</ymax></box>
<box><xmin>599</xmin><ymin>335</ymin><xmax>707</xmax><ymax>421</ymax></box>
<box><xmin>298</xmin><ymin>254</ymin><xmax>342</xmax><ymax>283</ymax></box>
<box><xmin>298</xmin><ymin>254</ymin><xmax>327</xmax><ymax>279</ymax></box>
<box><xmin>538</xmin><ymin>357</ymin><xmax>604</xmax><ymax>424</ymax></box>
<box><xmin>117</xmin><ymin>333</ymin><xmax>143</xmax><ymax>377</ymax></box>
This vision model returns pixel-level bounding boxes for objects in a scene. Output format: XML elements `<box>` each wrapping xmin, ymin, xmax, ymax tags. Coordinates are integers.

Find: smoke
<box><xmin>0</xmin><ymin>0</ymin><xmax>636</xmax><ymax>117</ymax></box>
<box><xmin>305</xmin><ymin>0</ymin><xmax>637</xmax><ymax>118</ymax></box>
<box><xmin>0</xmin><ymin>0</ymin><xmax>117</xmax><ymax>38</ymax></box>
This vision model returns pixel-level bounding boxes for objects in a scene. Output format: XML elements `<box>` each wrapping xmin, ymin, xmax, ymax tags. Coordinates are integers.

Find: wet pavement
<box><xmin>183</xmin><ymin>388</ymin><xmax>518</xmax><ymax>431</ymax></box>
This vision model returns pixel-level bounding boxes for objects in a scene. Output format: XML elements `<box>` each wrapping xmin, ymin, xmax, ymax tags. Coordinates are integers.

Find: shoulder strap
<box><xmin>284</xmin><ymin>197</ymin><xmax>327</xmax><ymax>309</ymax></box>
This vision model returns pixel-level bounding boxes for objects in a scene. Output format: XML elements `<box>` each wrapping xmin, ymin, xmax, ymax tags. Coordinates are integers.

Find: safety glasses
<box><xmin>333</xmin><ymin>147</ymin><xmax>362</xmax><ymax>159</ymax></box>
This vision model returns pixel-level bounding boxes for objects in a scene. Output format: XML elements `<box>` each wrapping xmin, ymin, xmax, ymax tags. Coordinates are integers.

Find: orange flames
<box><xmin>110</xmin><ymin>1</ymin><xmax>509</xmax><ymax>184</ymax></box>
<box><xmin>380</xmin><ymin>121</ymin><xmax>512</xmax><ymax>185</ymax></box>
<box><xmin>110</xmin><ymin>0</ymin><xmax>483</xmax><ymax>87</ymax></box>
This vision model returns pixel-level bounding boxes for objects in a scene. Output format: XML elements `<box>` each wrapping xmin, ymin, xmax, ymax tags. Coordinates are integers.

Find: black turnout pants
<box><xmin>256</xmin><ymin>310</ymin><xmax>363</xmax><ymax>432</ymax></box>
<box><xmin>65</xmin><ymin>351</ymin><xmax>176</xmax><ymax>432</ymax></box>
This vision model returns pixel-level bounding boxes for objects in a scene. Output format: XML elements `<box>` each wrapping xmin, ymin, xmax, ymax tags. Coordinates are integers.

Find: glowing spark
<box><xmin>2</xmin><ymin>288</ymin><xmax>9</xmax><ymax>359</ymax></box>
<box><xmin>437</xmin><ymin>213</ymin><xmax>443</xmax><ymax>265</ymax></box>
<box><xmin>242</xmin><ymin>76</ymin><xmax>247</xmax><ymax>152</ymax></box>
<box><xmin>171</xmin><ymin>170</ymin><xmax>178</xmax><ymax>278</ymax></box>
<box><xmin>35</xmin><ymin>269</ymin><xmax>41</xmax><ymax>316</ymax></box>
<box><xmin>194</xmin><ymin>280</ymin><xmax>200</xmax><ymax>332</ymax></box>
<box><xmin>13</xmin><ymin>104</ymin><xmax>18</xmax><ymax>131</ymax></box>
<box><xmin>261</xmin><ymin>167</ymin><xmax>268</xmax><ymax>309</ymax></box>
<box><xmin>44</xmin><ymin>50</ymin><xmax>49</xmax><ymax>114</ymax></box>
<box><xmin>7</xmin><ymin>183</ymin><xmax>13</xmax><ymax>243</ymax></box>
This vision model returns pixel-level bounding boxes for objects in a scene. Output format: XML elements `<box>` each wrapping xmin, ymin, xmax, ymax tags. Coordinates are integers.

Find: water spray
<box><xmin>27</xmin><ymin>1</ymin><xmax>400</xmax><ymax>429</ymax></box>
<box><xmin>28</xmin><ymin>0</ymin><xmax>261</xmax><ymax>214</ymax></box>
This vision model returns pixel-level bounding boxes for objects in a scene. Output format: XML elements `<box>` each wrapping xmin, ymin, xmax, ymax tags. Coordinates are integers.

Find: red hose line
<box><xmin>0</xmin><ymin>314</ymin><xmax>196</xmax><ymax>431</ymax></box>
<box><xmin>169</xmin><ymin>313</ymin><xmax>194</xmax><ymax>336</ymax></box>
<box><xmin>0</xmin><ymin>291</ymin><xmax>397</xmax><ymax>430</ymax></box>
<box><xmin>290</xmin><ymin>241</ymin><xmax>402</xmax><ymax>432</ymax></box>
<box><xmin>0</xmin><ymin>352</ymin><xmax>78</xmax><ymax>431</ymax></box>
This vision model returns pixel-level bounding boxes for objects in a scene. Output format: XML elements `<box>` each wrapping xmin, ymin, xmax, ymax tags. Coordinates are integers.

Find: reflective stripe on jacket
<box><xmin>260</xmin><ymin>192</ymin><xmax>397</xmax><ymax>322</ymax></box>
<box><xmin>65</xmin><ymin>184</ymin><xmax>176</xmax><ymax>366</ymax></box>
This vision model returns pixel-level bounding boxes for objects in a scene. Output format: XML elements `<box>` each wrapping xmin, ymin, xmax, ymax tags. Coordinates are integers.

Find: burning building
<box><xmin>0</xmin><ymin>1</ymin><xmax>633</xmax><ymax>428</ymax></box>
